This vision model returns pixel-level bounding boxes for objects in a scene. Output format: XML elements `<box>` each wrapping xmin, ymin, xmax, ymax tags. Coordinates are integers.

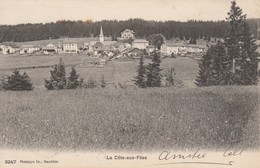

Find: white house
<box><xmin>132</xmin><ymin>39</ymin><xmax>149</xmax><ymax>49</ymax></box>
<box><xmin>42</xmin><ymin>43</ymin><xmax>57</xmax><ymax>55</ymax></box>
<box><xmin>186</xmin><ymin>44</ymin><xmax>208</xmax><ymax>53</ymax></box>
<box><xmin>20</xmin><ymin>45</ymin><xmax>41</xmax><ymax>54</ymax></box>
<box><xmin>63</xmin><ymin>43</ymin><xmax>78</xmax><ymax>53</ymax></box>
<box><xmin>0</xmin><ymin>42</ymin><xmax>20</xmax><ymax>54</ymax></box>
<box><xmin>121</xmin><ymin>29</ymin><xmax>135</xmax><ymax>40</ymax></box>
<box><xmin>161</xmin><ymin>42</ymin><xmax>207</xmax><ymax>56</ymax></box>
<box><xmin>161</xmin><ymin>42</ymin><xmax>185</xmax><ymax>55</ymax></box>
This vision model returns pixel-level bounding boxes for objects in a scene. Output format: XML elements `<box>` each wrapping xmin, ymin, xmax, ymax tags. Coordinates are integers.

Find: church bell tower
<box><xmin>99</xmin><ymin>25</ymin><xmax>104</xmax><ymax>43</ymax></box>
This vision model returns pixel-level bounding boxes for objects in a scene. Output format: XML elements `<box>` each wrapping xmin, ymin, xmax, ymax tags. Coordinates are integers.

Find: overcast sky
<box><xmin>0</xmin><ymin>0</ymin><xmax>260</xmax><ymax>25</ymax></box>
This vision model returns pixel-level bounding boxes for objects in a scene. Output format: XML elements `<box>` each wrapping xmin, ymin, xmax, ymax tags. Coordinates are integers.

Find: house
<box><xmin>186</xmin><ymin>44</ymin><xmax>208</xmax><ymax>53</ymax></box>
<box><xmin>102</xmin><ymin>41</ymin><xmax>118</xmax><ymax>52</ymax></box>
<box><xmin>161</xmin><ymin>42</ymin><xmax>186</xmax><ymax>55</ymax></box>
<box><xmin>56</xmin><ymin>46</ymin><xmax>63</xmax><ymax>53</ymax></box>
<box><xmin>161</xmin><ymin>42</ymin><xmax>207</xmax><ymax>56</ymax></box>
<box><xmin>122</xmin><ymin>47</ymin><xmax>143</xmax><ymax>58</ymax></box>
<box><xmin>63</xmin><ymin>43</ymin><xmax>78</xmax><ymax>53</ymax></box>
<box><xmin>83</xmin><ymin>42</ymin><xmax>89</xmax><ymax>50</ymax></box>
<box><xmin>20</xmin><ymin>45</ymin><xmax>41</xmax><ymax>54</ymax></box>
<box><xmin>121</xmin><ymin>29</ymin><xmax>135</xmax><ymax>40</ymax></box>
<box><xmin>89</xmin><ymin>41</ymin><xmax>103</xmax><ymax>52</ymax></box>
<box><xmin>132</xmin><ymin>39</ymin><xmax>149</xmax><ymax>49</ymax></box>
<box><xmin>0</xmin><ymin>42</ymin><xmax>20</xmax><ymax>54</ymax></box>
<box><xmin>42</xmin><ymin>43</ymin><xmax>57</xmax><ymax>54</ymax></box>
<box><xmin>114</xmin><ymin>42</ymin><xmax>131</xmax><ymax>52</ymax></box>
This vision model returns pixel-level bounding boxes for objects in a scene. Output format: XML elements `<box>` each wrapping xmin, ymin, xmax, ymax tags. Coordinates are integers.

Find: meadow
<box><xmin>0</xmin><ymin>53</ymin><xmax>198</xmax><ymax>88</ymax></box>
<box><xmin>0</xmin><ymin>86</ymin><xmax>259</xmax><ymax>151</ymax></box>
<box><xmin>0</xmin><ymin>53</ymin><xmax>259</xmax><ymax>152</ymax></box>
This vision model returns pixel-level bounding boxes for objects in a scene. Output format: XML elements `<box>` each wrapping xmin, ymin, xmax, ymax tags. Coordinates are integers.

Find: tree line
<box><xmin>0</xmin><ymin>18</ymin><xmax>259</xmax><ymax>43</ymax></box>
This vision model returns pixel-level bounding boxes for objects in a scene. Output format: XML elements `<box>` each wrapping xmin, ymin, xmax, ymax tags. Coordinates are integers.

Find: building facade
<box><xmin>63</xmin><ymin>43</ymin><xmax>78</xmax><ymax>53</ymax></box>
<box><xmin>121</xmin><ymin>29</ymin><xmax>135</xmax><ymax>40</ymax></box>
<box><xmin>132</xmin><ymin>39</ymin><xmax>149</xmax><ymax>49</ymax></box>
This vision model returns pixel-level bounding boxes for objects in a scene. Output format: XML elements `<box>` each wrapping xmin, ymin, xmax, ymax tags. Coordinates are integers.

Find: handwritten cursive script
<box><xmin>158</xmin><ymin>149</ymin><xmax>206</xmax><ymax>160</ymax></box>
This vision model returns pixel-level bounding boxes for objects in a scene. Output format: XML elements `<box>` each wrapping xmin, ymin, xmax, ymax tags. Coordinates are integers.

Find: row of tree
<box><xmin>1</xmin><ymin>18</ymin><xmax>259</xmax><ymax>42</ymax></box>
<box><xmin>0</xmin><ymin>58</ymin><xmax>108</xmax><ymax>91</ymax></box>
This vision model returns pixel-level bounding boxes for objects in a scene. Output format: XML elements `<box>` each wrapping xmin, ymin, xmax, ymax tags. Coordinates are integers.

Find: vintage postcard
<box><xmin>0</xmin><ymin>0</ymin><xmax>260</xmax><ymax>167</ymax></box>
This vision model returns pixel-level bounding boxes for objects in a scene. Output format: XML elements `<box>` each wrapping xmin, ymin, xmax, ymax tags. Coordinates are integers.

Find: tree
<box><xmin>133</xmin><ymin>55</ymin><xmax>146</xmax><ymax>88</ymax></box>
<box><xmin>189</xmin><ymin>38</ymin><xmax>197</xmax><ymax>44</ymax></box>
<box><xmin>195</xmin><ymin>46</ymin><xmax>215</xmax><ymax>86</ymax></box>
<box><xmin>195</xmin><ymin>42</ymin><xmax>227</xmax><ymax>86</ymax></box>
<box><xmin>224</xmin><ymin>0</ymin><xmax>258</xmax><ymax>85</ymax></box>
<box><xmin>146</xmin><ymin>51</ymin><xmax>162</xmax><ymax>87</ymax></box>
<box><xmin>100</xmin><ymin>74</ymin><xmax>107</xmax><ymax>88</ymax></box>
<box><xmin>239</xmin><ymin>22</ymin><xmax>258</xmax><ymax>85</ymax></box>
<box><xmin>163</xmin><ymin>67</ymin><xmax>185</xmax><ymax>87</ymax></box>
<box><xmin>211</xmin><ymin>42</ymin><xmax>230</xmax><ymax>85</ymax></box>
<box><xmin>44</xmin><ymin>58</ymin><xmax>67</xmax><ymax>90</ymax></box>
<box><xmin>66</xmin><ymin>67</ymin><xmax>80</xmax><ymax>89</ymax></box>
<box><xmin>224</xmin><ymin>0</ymin><xmax>246</xmax><ymax>84</ymax></box>
<box><xmin>2</xmin><ymin>70</ymin><xmax>33</xmax><ymax>91</ymax></box>
<box><xmin>146</xmin><ymin>34</ymin><xmax>165</xmax><ymax>49</ymax></box>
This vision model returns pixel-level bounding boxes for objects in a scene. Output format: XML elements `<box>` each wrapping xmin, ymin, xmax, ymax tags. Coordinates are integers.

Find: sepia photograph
<box><xmin>0</xmin><ymin>0</ymin><xmax>259</xmax><ymax>167</ymax></box>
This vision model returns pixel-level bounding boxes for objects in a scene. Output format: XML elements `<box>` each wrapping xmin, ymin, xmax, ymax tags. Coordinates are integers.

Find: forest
<box><xmin>0</xmin><ymin>18</ymin><xmax>259</xmax><ymax>42</ymax></box>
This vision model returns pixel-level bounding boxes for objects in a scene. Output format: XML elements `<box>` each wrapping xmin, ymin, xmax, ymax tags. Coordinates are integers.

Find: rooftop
<box><xmin>121</xmin><ymin>29</ymin><xmax>134</xmax><ymax>34</ymax></box>
<box><xmin>0</xmin><ymin>42</ymin><xmax>20</xmax><ymax>48</ymax></box>
<box><xmin>133</xmin><ymin>39</ymin><xmax>149</xmax><ymax>43</ymax></box>
<box><xmin>21</xmin><ymin>44</ymin><xmax>40</xmax><ymax>48</ymax></box>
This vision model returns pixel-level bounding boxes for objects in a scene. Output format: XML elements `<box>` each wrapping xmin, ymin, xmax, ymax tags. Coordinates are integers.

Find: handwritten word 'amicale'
<box><xmin>158</xmin><ymin>149</ymin><xmax>206</xmax><ymax>160</ymax></box>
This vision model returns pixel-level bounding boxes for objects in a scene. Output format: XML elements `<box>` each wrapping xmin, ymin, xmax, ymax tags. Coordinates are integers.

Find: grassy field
<box><xmin>0</xmin><ymin>52</ymin><xmax>259</xmax><ymax>151</ymax></box>
<box><xmin>0</xmin><ymin>86</ymin><xmax>259</xmax><ymax>151</ymax></box>
<box><xmin>0</xmin><ymin>53</ymin><xmax>199</xmax><ymax>88</ymax></box>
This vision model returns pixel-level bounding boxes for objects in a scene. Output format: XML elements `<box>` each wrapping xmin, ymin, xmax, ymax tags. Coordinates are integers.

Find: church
<box><xmin>88</xmin><ymin>26</ymin><xmax>118</xmax><ymax>53</ymax></box>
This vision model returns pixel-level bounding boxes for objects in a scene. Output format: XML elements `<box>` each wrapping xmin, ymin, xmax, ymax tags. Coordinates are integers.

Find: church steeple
<box><xmin>257</xmin><ymin>20</ymin><xmax>260</xmax><ymax>39</ymax></box>
<box><xmin>99</xmin><ymin>25</ymin><xmax>104</xmax><ymax>43</ymax></box>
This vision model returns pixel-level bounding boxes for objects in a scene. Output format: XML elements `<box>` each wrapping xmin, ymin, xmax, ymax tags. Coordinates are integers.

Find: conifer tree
<box><xmin>224</xmin><ymin>0</ymin><xmax>258</xmax><ymax>85</ymax></box>
<box><xmin>45</xmin><ymin>58</ymin><xmax>67</xmax><ymax>90</ymax></box>
<box><xmin>2</xmin><ymin>70</ymin><xmax>33</xmax><ymax>91</ymax></box>
<box><xmin>224</xmin><ymin>0</ymin><xmax>246</xmax><ymax>85</ymax></box>
<box><xmin>239</xmin><ymin>22</ymin><xmax>258</xmax><ymax>85</ymax></box>
<box><xmin>133</xmin><ymin>55</ymin><xmax>146</xmax><ymax>88</ymax></box>
<box><xmin>211</xmin><ymin>42</ymin><xmax>230</xmax><ymax>85</ymax></box>
<box><xmin>195</xmin><ymin>46</ymin><xmax>214</xmax><ymax>86</ymax></box>
<box><xmin>66</xmin><ymin>67</ymin><xmax>80</xmax><ymax>89</ymax></box>
<box><xmin>146</xmin><ymin>51</ymin><xmax>162</xmax><ymax>87</ymax></box>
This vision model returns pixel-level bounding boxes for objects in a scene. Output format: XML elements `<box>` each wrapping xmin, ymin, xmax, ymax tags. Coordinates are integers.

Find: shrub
<box><xmin>163</xmin><ymin>67</ymin><xmax>185</xmax><ymax>88</ymax></box>
<box><xmin>85</xmin><ymin>77</ymin><xmax>98</xmax><ymax>89</ymax></box>
<box><xmin>2</xmin><ymin>70</ymin><xmax>33</xmax><ymax>91</ymax></box>
<box><xmin>100</xmin><ymin>74</ymin><xmax>107</xmax><ymax>88</ymax></box>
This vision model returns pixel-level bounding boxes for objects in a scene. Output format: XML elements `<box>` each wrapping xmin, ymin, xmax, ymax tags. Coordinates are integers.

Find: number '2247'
<box><xmin>5</xmin><ymin>160</ymin><xmax>16</xmax><ymax>164</ymax></box>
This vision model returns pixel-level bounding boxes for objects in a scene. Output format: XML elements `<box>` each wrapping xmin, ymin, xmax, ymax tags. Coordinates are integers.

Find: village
<box><xmin>0</xmin><ymin>26</ymin><xmax>219</xmax><ymax>60</ymax></box>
